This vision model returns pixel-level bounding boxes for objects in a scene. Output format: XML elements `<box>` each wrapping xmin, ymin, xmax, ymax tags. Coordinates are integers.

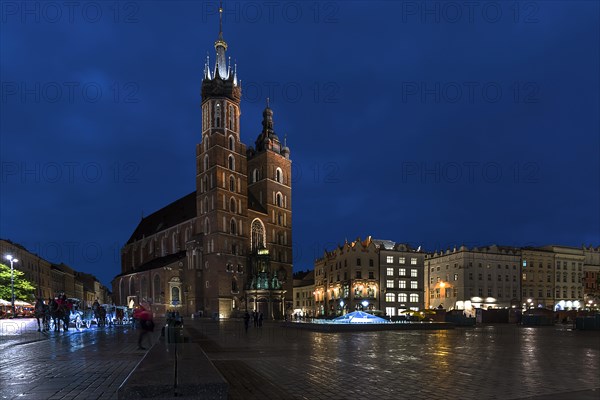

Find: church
<box><xmin>112</xmin><ymin>9</ymin><xmax>293</xmax><ymax>319</ymax></box>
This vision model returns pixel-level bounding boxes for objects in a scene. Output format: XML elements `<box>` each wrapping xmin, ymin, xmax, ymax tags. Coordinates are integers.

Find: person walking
<box><xmin>137</xmin><ymin>304</ymin><xmax>154</xmax><ymax>350</ymax></box>
<box><xmin>243</xmin><ymin>311</ymin><xmax>250</xmax><ymax>333</ymax></box>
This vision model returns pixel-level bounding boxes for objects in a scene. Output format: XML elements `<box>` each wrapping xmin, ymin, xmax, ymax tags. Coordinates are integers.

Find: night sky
<box><xmin>1</xmin><ymin>1</ymin><xmax>598</xmax><ymax>287</ymax></box>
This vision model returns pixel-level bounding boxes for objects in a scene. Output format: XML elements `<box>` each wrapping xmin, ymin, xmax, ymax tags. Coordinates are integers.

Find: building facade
<box><xmin>1</xmin><ymin>239</ymin><xmax>53</xmax><ymax>300</ymax></box>
<box><xmin>314</xmin><ymin>237</ymin><xmax>380</xmax><ymax>317</ymax></box>
<box><xmin>376</xmin><ymin>241</ymin><xmax>425</xmax><ymax>317</ymax></box>
<box><xmin>112</xmin><ymin>11</ymin><xmax>293</xmax><ymax>319</ymax></box>
<box><xmin>544</xmin><ymin>245</ymin><xmax>585</xmax><ymax>310</ymax></box>
<box><xmin>426</xmin><ymin>245</ymin><xmax>521</xmax><ymax>312</ymax></box>
<box><xmin>292</xmin><ymin>271</ymin><xmax>315</xmax><ymax>317</ymax></box>
<box><xmin>521</xmin><ymin>247</ymin><xmax>556</xmax><ymax>309</ymax></box>
<box><xmin>582</xmin><ymin>245</ymin><xmax>600</xmax><ymax>307</ymax></box>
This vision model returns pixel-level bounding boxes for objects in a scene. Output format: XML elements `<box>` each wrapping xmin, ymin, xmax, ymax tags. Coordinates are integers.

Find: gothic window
<box><xmin>204</xmin><ymin>155</ymin><xmax>209</xmax><ymax>172</ymax></box>
<box><xmin>172</xmin><ymin>232</ymin><xmax>178</xmax><ymax>252</ymax></box>
<box><xmin>275</xmin><ymin>167</ymin><xmax>283</xmax><ymax>183</ymax></box>
<box><xmin>215</xmin><ymin>102</ymin><xmax>221</xmax><ymax>128</ymax></box>
<box><xmin>276</xmin><ymin>192</ymin><xmax>282</xmax><ymax>207</ymax></box>
<box><xmin>140</xmin><ymin>276</ymin><xmax>147</xmax><ymax>300</ymax></box>
<box><xmin>228</xmin><ymin>135</ymin><xmax>234</xmax><ymax>150</ymax></box>
<box><xmin>228</xmin><ymin>155</ymin><xmax>235</xmax><ymax>171</ymax></box>
<box><xmin>230</xmin><ymin>218</ymin><xmax>237</xmax><ymax>235</ymax></box>
<box><xmin>229</xmin><ymin>105</ymin><xmax>235</xmax><ymax>131</ymax></box>
<box><xmin>230</xmin><ymin>197</ymin><xmax>236</xmax><ymax>213</ymax></box>
<box><xmin>203</xmin><ymin>135</ymin><xmax>209</xmax><ymax>152</ymax></box>
<box><xmin>278</xmin><ymin>212</ymin><xmax>282</xmax><ymax>225</ymax></box>
<box><xmin>251</xmin><ymin>218</ymin><xmax>266</xmax><ymax>251</ymax></box>
<box><xmin>153</xmin><ymin>275</ymin><xmax>161</xmax><ymax>303</ymax></box>
<box><xmin>171</xmin><ymin>287</ymin><xmax>180</xmax><ymax>303</ymax></box>
<box><xmin>204</xmin><ymin>218</ymin><xmax>210</xmax><ymax>234</ymax></box>
<box><xmin>252</xmin><ymin>168</ymin><xmax>259</xmax><ymax>183</ymax></box>
<box><xmin>229</xmin><ymin>176</ymin><xmax>235</xmax><ymax>192</ymax></box>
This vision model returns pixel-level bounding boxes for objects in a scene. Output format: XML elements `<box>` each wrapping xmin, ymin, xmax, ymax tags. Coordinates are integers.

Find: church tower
<box><xmin>245</xmin><ymin>100</ymin><xmax>293</xmax><ymax>319</ymax></box>
<box><xmin>196</xmin><ymin>3</ymin><xmax>248</xmax><ymax>317</ymax></box>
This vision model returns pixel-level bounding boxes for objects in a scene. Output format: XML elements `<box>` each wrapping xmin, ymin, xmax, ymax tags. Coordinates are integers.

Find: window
<box><xmin>478</xmin><ymin>273</ymin><xmax>482</xmax><ymax>280</ymax></box>
<box><xmin>368</xmin><ymin>271</ymin><xmax>374</xmax><ymax>279</ymax></box>
<box><xmin>411</xmin><ymin>258</ymin><xmax>417</xmax><ymax>265</ymax></box>
<box><xmin>386</xmin><ymin>307</ymin><xmax>396</xmax><ymax>316</ymax></box>
<box><xmin>454</xmin><ymin>274</ymin><xmax>458</xmax><ymax>281</ymax></box>
<box><xmin>252</xmin><ymin>169</ymin><xmax>259</xmax><ymax>183</ymax></box>
<box><xmin>230</xmin><ymin>198</ymin><xmax>236</xmax><ymax>213</ymax></box>
<box><xmin>399</xmin><ymin>257</ymin><xmax>405</xmax><ymax>264</ymax></box>
<box><xmin>355</xmin><ymin>271</ymin><xmax>362</xmax><ymax>279</ymax></box>
<box><xmin>409</xmin><ymin>293</ymin><xmax>419</xmax><ymax>303</ymax></box>
<box><xmin>204</xmin><ymin>154</ymin><xmax>209</xmax><ymax>171</ymax></box>
<box><xmin>469</xmin><ymin>273</ymin><xmax>473</xmax><ymax>280</ymax></box>
<box><xmin>215</xmin><ymin>102</ymin><xmax>221</xmax><ymax>127</ymax></box>
<box><xmin>387</xmin><ymin>268</ymin><xmax>394</xmax><ymax>276</ymax></box>
<box><xmin>399</xmin><ymin>280</ymin><xmax>406</xmax><ymax>289</ymax></box>
<box><xmin>498</xmin><ymin>274</ymin><xmax>502</xmax><ymax>281</ymax></box>
<box><xmin>387</xmin><ymin>256</ymin><xmax>394</xmax><ymax>263</ymax></box>
<box><xmin>410</xmin><ymin>269</ymin><xmax>417</xmax><ymax>277</ymax></box>
<box><xmin>229</xmin><ymin>176</ymin><xmax>235</xmax><ymax>192</ymax></box>
<box><xmin>386</xmin><ymin>280</ymin><xmax>394</xmax><ymax>288</ymax></box>
<box><xmin>230</xmin><ymin>219</ymin><xmax>237</xmax><ymax>235</ymax></box>
<box><xmin>369</xmin><ymin>259</ymin><xmax>374</xmax><ymax>267</ymax></box>
<box><xmin>487</xmin><ymin>274</ymin><xmax>491</xmax><ymax>281</ymax></box>
<box><xmin>251</xmin><ymin>219</ymin><xmax>265</xmax><ymax>250</ymax></box>
<box><xmin>275</xmin><ymin>167</ymin><xmax>283</xmax><ymax>183</ymax></box>
<box><xmin>357</xmin><ymin>258</ymin><xmax>362</xmax><ymax>266</ymax></box>
<box><xmin>399</xmin><ymin>268</ymin><xmax>406</xmax><ymax>276</ymax></box>
<box><xmin>385</xmin><ymin>293</ymin><xmax>395</xmax><ymax>302</ymax></box>
<box><xmin>228</xmin><ymin>155</ymin><xmax>235</xmax><ymax>171</ymax></box>
<box><xmin>487</xmin><ymin>287</ymin><xmax>492</xmax><ymax>296</ymax></box>
<box><xmin>228</xmin><ymin>135</ymin><xmax>234</xmax><ymax>150</ymax></box>
<box><xmin>410</xmin><ymin>281</ymin><xmax>418</xmax><ymax>289</ymax></box>
<box><xmin>276</xmin><ymin>192</ymin><xmax>282</xmax><ymax>207</ymax></box>
<box><xmin>398</xmin><ymin>293</ymin><xmax>407</xmax><ymax>302</ymax></box>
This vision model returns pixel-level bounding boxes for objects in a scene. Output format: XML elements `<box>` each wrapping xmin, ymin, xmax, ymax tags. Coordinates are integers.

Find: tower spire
<box><xmin>214</xmin><ymin>0</ymin><xmax>228</xmax><ymax>79</ymax></box>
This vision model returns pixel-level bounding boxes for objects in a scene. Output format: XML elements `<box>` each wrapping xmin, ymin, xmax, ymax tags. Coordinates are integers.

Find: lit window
<box><xmin>398</xmin><ymin>293</ymin><xmax>407</xmax><ymax>302</ymax></box>
<box><xmin>410</xmin><ymin>269</ymin><xmax>417</xmax><ymax>277</ymax></box>
<box><xmin>411</xmin><ymin>258</ymin><xmax>417</xmax><ymax>265</ymax></box>
<box><xmin>387</xmin><ymin>268</ymin><xmax>394</xmax><ymax>276</ymax></box>
<box><xmin>386</xmin><ymin>256</ymin><xmax>394</xmax><ymax>263</ymax></box>
<box><xmin>410</xmin><ymin>281</ymin><xmax>417</xmax><ymax>289</ymax></box>
<box><xmin>399</xmin><ymin>268</ymin><xmax>406</xmax><ymax>276</ymax></box>
<box><xmin>399</xmin><ymin>281</ymin><xmax>406</xmax><ymax>289</ymax></box>
<box><xmin>399</xmin><ymin>257</ymin><xmax>405</xmax><ymax>264</ymax></box>
<box><xmin>385</xmin><ymin>293</ymin><xmax>395</xmax><ymax>302</ymax></box>
<box><xmin>409</xmin><ymin>293</ymin><xmax>419</xmax><ymax>303</ymax></box>
<box><xmin>386</xmin><ymin>280</ymin><xmax>394</xmax><ymax>288</ymax></box>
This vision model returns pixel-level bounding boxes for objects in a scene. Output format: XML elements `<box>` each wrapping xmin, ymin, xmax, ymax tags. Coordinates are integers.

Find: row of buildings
<box><xmin>292</xmin><ymin>238</ymin><xmax>600</xmax><ymax>318</ymax></box>
<box><xmin>0</xmin><ymin>239</ymin><xmax>110</xmax><ymax>306</ymax></box>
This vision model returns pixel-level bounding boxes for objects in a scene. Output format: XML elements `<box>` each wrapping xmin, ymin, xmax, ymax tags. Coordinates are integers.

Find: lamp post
<box><xmin>4</xmin><ymin>255</ymin><xmax>19</xmax><ymax>318</ymax></box>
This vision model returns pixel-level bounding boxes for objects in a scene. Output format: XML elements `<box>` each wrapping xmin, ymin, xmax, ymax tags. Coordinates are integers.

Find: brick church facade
<box><xmin>112</xmin><ymin>11</ymin><xmax>293</xmax><ymax>319</ymax></box>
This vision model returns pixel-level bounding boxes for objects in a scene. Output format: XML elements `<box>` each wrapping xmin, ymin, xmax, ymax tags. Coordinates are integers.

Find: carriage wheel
<box><xmin>75</xmin><ymin>317</ymin><xmax>82</xmax><ymax>330</ymax></box>
<box><xmin>86</xmin><ymin>320</ymin><xmax>91</xmax><ymax>329</ymax></box>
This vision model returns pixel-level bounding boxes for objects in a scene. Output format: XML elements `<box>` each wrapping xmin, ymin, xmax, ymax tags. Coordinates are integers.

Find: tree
<box><xmin>0</xmin><ymin>263</ymin><xmax>36</xmax><ymax>302</ymax></box>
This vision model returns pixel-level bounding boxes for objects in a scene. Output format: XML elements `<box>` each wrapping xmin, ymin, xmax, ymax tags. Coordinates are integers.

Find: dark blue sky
<box><xmin>1</xmin><ymin>1</ymin><xmax>599</xmax><ymax>287</ymax></box>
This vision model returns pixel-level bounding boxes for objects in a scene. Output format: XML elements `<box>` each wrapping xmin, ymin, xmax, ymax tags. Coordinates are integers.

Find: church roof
<box><xmin>126</xmin><ymin>192</ymin><xmax>197</xmax><ymax>244</ymax></box>
<box><xmin>113</xmin><ymin>251</ymin><xmax>187</xmax><ymax>278</ymax></box>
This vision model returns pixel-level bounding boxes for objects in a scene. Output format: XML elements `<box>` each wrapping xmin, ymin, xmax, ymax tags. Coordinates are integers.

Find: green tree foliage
<box><xmin>0</xmin><ymin>263</ymin><xmax>36</xmax><ymax>302</ymax></box>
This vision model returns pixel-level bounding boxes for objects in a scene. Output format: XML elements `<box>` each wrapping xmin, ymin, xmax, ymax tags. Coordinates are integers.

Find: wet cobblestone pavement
<box><xmin>1</xmin><ymin>318</ymin><xmax>599</xmax><ymax>399</ymax></box>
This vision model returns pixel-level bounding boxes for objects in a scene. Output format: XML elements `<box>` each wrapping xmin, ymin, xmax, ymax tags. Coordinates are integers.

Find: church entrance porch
<box><xmin>246</xmin><ymin>290</ymin><xmax>286</xmax><ymax>320</ymax></box>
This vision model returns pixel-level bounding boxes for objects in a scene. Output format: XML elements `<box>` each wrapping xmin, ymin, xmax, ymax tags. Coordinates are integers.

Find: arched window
<box><xmin>275</xmin><ymin>167</ymin><xmax>283</xmax><ymax>183</ymax></box>
<box><xmin>228</xmin><ymin>155</ymin><xmax>235</xmax><ymax>171</ymax></box>
<box><xmin>171</xmin><ymin>287</ymin><xmax>180</xmax><ymax>303</ymax></box>
<box><xmin>230</xmin><ymin>197</ymin><xmax>236</xmax><ymax>213</ymax></box>
<box><xmin>230</xmin><ymin>218</ymin><xmax>237</xmax><ymax>235</ymax></box>
<box><xmin>204</xmin><ymin>218</ymin><xmax>211</xmax><ymax>234</ymax></box>
<box><xmin>229</xmin><ymin>176</ymin><xmax>235</xmax><ymax>192</ymax></box>
<box><xmin>203</xmin><ymin>135</ymin><xmax>208</xmax><ymax>152</ymax></box>
<box><xmin>251</xmin><ymin>218</ymin><xmax>266</xmax><ymax>251</ymax></box>
<box><xmin>140</xmin><ymin>276</ymin><xmax>147</xmax><ymax>300</ymax></box>
<box><xmin>232</xmin><ymin>277</ymin><xmax>239</xmax><ymax>292</ymax></box>
<box><xmin>172</xmin><ymin>232</ymin><xmax>178</xmax><ymax>252</ymax></box>
<box><xmin>153</xmin><ymin>275</ymin><xmax>161</xmax><ymax>303</ymax></box>
<box><xmin>385</xmin><ymin>292</ymin><xmax>395</xmax><ymax>302</ymax></box>
<box><xmin>215</xmin><ymin>102</ymin><xmax>221</xmax><ymax>128</ymax></box>
<box><xmin>203</xmin><ymin>197</ymin><xmax>208</xmax><ymax>214</ymax></box>
<box><xmin>277</xmin><ymin>212</ymin><xmax>282</xmax><ymax>225</ymax></box>
<box><xmin>204</xmin><ymin>155</ymin><xmax>209</xmax><ymax>172</ymax></box>
<box><xmin>276</xmin><ymin>192</ymin><xmax>282</xmax><ymax>207</ymax></box>
<box><xmin>228</xmin><ymin>135</ymin><xmax>234</xmax><ymax>150</ymax></box>
<box><xmin>252</xmin><ymin>169</ymin><xmax>259</xmax><ymax>183</ymax></box>
<box><xmin>129</xmin><ymin>277</ymin><xmax>135</xmax><ymax>298</ymax></box>
<box><xmin>229</xmin><ymin>105</ymin><xmax>235</xmax><ymax>131</ymax></box>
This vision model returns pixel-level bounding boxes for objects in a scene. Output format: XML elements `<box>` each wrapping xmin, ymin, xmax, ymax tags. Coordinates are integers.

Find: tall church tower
<box><xmin>196</xmin><ymin>4</ymin><xmax>248</xmax><ymax>317</ymax></box>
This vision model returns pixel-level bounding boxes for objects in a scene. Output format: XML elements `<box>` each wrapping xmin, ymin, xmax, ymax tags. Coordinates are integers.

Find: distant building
<box><xmin>425</xmin><ymin>245</ymin><xmax>522</xmax><ymax>312</ymax></box>
<box><xmin>375</xmin><ymin>240</ymin><xmax>425</xmax><ymax>317</ymax></box>
<box><xmin>582</xmin><ymin>246</ymin><xmax>600</xmax><ymax>307</ymax></box>
<box><xmin>292</xmin><ymin>270</ymin><xmax>315</xmax><ymax>317</ymax></box>
<box><xmin>521</xmin><ymin>247</ymin><xmax>556</xmax><ymax>309</ymax></box>
<box><xmin>543</xmin><ymin>245</ymin><xmax>585</xmax><ymax>310</ymax></box>
<box><xmin>0</xmin><ymin>238</ymin><xmax>108</xmax><ymax>305</ymax></box>
<box><xmin>314</xmin><ymin>237</ymin><xmax>380</xmax><ymax>317</ymax></box>
<box><xmin>112</xmin><ymin>12</ymin><xmax>293</xmax><ymax>319</ymax></box>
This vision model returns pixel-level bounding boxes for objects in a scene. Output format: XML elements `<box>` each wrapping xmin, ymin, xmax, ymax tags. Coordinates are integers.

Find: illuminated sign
<box><xmin>258</xmin><ymin>249</ymin><xmax>269</xmax><ymax>255</ymax></box>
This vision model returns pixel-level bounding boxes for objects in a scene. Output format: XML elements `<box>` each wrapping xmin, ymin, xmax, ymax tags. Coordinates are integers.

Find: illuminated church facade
<box><xmin>112</xmin><ymin>10</ymin><xmax>293</xmax><ymax>319</ymax></box>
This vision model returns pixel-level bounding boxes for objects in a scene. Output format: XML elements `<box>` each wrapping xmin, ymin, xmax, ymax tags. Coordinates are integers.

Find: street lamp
<box><xmin>4</xmin><ymin>255</ymin><xmax>19</xmax><ymax>318</ymax></box>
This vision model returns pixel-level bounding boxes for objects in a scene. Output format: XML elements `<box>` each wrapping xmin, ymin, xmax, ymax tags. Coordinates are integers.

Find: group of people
<box><xmin>243</xmin><ymin>310</ymin><xmax>264</xmax><ymax>332</ymax></box>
